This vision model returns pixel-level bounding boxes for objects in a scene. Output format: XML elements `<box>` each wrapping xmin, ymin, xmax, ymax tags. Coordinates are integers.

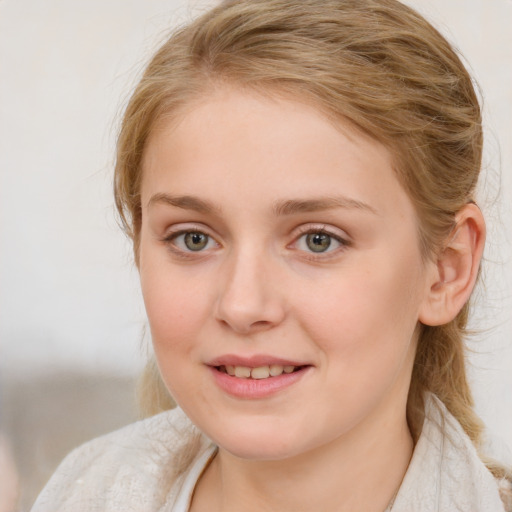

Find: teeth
<box><xmin>251</xmin><ymin>366</ymin><xmax>270</xmax><ymax>379</ymax></box>
<box><xmin>222</xmin><ymin>364</ymin><xmax>300</xmax><ymax>379</ymax></box>
<box><xmin>269</xmin><ymin>364</ymin><xmax>284</xmax><ymax>376</ymax></box>
<box><xmin>234</xmin><ymin>366</ymin><xmax>251</xmax><ymax>378</ymax></box>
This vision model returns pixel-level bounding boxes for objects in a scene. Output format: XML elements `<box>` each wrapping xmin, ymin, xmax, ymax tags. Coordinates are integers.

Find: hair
<box><xmin>114</xmin><ymin>0</ymin><xmax>511</xmax><ymax>494</ymax></box>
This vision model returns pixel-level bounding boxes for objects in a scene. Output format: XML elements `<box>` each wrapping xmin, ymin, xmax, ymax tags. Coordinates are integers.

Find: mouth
<box><xmin>215</xmin><ymin>364</ymin><xmax>307</xmax><ymax>380</ymax></box>
<box><xmin>207</xmin><ymin>355</ymin><xmax>312</xmax><ymax>398</ymax></box>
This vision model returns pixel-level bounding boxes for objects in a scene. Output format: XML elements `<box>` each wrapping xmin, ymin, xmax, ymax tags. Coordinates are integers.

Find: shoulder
<box><xmin>429</xmin><ymin>396</ymin><xmax>512</xmax><ymax>512</ymax></box>
<box><xmin>31</xmin><ymin>407</ymin><xmax>206</xmax><ymax>512</ymax></box>
<box><xmin>392</xmin><ymin>394</ymin><xmax>509</xmax><ymax>512</ymax></box>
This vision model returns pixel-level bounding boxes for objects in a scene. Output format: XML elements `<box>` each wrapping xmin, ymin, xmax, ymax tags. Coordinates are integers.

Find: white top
<box><xmin>31</xmin><ymin>394</ymin><xmax>509</xmax><ymax>512</ymax></box>
<box><xmin>166</xmin><ymin>445</ymin><xmax>217</xmax><ymax>511</ymax></box>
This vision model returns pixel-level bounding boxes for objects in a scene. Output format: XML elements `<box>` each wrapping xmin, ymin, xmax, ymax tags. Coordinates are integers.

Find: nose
<box><xmin>214</xmin><ymin>248</ymin><xmax>286</xmax><ymax>335</ymax></box>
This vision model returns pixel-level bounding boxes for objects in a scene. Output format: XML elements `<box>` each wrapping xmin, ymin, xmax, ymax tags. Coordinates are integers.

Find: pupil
<box><xmin>306</xmin><ymin>233</ymin><xmax>331</xmax><ymax>252</ymax></box>
<box><xmin>185</xmin><ymin>232</ymin><xmax>208</xmax><ymax>251</ymax></box>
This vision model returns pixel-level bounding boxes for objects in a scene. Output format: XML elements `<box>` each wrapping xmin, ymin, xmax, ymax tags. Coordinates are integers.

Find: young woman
<box><xmin>32</xmin><ymin>0</ymin><xmax>512</xmax><ymax>510</ymax></box>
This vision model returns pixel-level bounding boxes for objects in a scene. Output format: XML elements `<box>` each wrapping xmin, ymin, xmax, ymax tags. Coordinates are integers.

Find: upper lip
<box><xmin>206</xmin><ymin>354</ymin><xmax>309</xmax><ymax>368</ymax></box>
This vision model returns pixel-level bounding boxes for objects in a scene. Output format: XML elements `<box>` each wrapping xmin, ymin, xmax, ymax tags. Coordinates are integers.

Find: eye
<box><xmin>303</xmin><ymin>233</ymin><xmax>334</xmax><ymax>253</ymax></box>
<box><xmin>183</xmin><ymin>232</ymin><xmax>210</xmax><ymax>251</ymax></box>
<box><xmin>167</xmin><ymin>230</ymin><xmax>217</xmax><ymax>252</ymax></box>
<box><xmin>294</xmin><ymin>228</ymin><xmax>348</xmax><ymax>255</ymax></box>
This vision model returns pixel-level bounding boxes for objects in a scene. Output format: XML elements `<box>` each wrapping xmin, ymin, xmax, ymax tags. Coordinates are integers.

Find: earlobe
<box><xmin>419</xmin><ymin>203</ymin><xmax>486</xmax><ymax>326</ymax></box>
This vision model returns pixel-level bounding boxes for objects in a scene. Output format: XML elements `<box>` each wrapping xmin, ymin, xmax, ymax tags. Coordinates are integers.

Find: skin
<box><xmin>138</xmin><ymin>88</ymin><xmax>446</xmax><ymax>511</ymax></box>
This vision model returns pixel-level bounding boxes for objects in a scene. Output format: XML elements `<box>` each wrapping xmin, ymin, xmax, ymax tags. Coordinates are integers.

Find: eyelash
<box><xmin>162</xmin><ymin>227</ymin><xmax>219</xmax><ymax>259</ymax></box>
<box><xmin>161</xmin><ymin>225</ymin><xmax>351</xmax><ymax>260</ymax></box>
<box><xmin>291</xmin><ymin>225</ymin><xmax>351</xmax><ymax>260</ymax></box>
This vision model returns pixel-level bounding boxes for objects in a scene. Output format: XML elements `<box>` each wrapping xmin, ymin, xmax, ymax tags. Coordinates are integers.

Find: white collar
<box><xmin>391</xmin><ymin>394</ymin><xmax>505</xmax><ymax>511</ymax></box>
<box><xmin>165</xmin><ymin>395</ymin><xmax>505</xmax><ymax>512</ymax></box>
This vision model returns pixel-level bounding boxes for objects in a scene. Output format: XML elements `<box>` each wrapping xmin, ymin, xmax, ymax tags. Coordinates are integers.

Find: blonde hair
<box><xmin>114</xmin><ymin>0</ymin><xmax>511</xmax><ymax>488</ymax></box>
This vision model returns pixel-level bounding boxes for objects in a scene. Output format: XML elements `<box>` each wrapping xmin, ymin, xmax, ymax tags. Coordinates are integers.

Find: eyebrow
<box><xmin>147</xmin><ymin>193</ymin><xmax>378</xmax><ymax>216</ymax></box>
<box><xmin>147</xmin><ymin>193</ymin><xmax>220</xmax><ymax>214</ymax></box>
<box><xmin>273</xmin><ymin>196</ymin><xmax>378</xmax><ymax>216</ymax></box>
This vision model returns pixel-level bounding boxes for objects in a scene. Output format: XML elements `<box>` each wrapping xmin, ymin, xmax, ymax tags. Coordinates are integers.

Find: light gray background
<box><xmin>1</xmin><ymin>0</ymin><xmax>511</xmax><ymax>463</ymax></box>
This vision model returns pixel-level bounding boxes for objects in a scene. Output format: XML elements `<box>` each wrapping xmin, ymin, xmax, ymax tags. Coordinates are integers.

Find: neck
<box><xmin>191</xmin><ymin>396</ymin><xmax>414</xmax><ymax>512</ymax></box>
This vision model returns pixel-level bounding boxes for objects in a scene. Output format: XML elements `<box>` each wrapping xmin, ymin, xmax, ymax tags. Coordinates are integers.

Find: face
<box><xmin>139</xmin><ymin>88</ymin><xmax>434</xmax><ymax>461</ymax></box>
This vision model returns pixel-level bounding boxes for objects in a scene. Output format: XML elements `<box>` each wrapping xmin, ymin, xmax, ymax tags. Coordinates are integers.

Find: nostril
<box><xmin>217</xmin><ymin>317</ymin><xmax>273</xmax><ymax>335</ymax></box>
<box><xmin>251</xmin><ymin>320</ymin><xmax>272</xmax><ymax>328</ymax></box>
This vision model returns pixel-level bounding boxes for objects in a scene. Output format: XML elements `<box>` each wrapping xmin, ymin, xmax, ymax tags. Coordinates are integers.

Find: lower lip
<box><xmin>208</xmin><ymin>366</ymin><xmax>310</xmax><ymax>399</ymax></box>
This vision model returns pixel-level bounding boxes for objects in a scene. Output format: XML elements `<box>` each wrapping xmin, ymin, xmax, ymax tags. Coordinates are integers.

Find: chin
<box><xmin>223</xmin><ymin>440</ymin><xmax>302</xmax><ymax>461</ymax></box>
<box><xmin>206</xmin><ymin>420</ymin><xmax>312</xmax><ymax>461</ymax></box>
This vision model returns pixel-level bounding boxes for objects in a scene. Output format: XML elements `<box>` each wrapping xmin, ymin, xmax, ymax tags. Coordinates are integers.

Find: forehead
<box><xmin>140</xmin><ymin>87</ymin><xmax>414</xmax><ymax>221</ymax></box>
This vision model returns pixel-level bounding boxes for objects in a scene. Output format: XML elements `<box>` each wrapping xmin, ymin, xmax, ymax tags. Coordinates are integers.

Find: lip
<box><xmin>207</xmin><ymin>355</ymin><xmax>312</xmax><ymax>399</ymax></box>
<box><xmin>207</xmin><ymin>353</ymin><xmax>308</xmax><ymax>367</ymax></box>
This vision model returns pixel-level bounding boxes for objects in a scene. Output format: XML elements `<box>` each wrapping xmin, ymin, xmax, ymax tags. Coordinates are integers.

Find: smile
<box><xmin>209</xmin><ymin>362</ymin><xmax>311</xmax><ymax>399</ymax></box>
<box><xmin>217</xmin><ymin>364</ymin><xmax>302</xmax><ymax>379</ymax></box>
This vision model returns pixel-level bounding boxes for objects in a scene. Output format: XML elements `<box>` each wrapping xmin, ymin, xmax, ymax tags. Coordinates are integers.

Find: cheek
<box><xmin>140</xmin><ymin>265</ymin><xmax>211</xmax><ymax>403</ymax></box>
<box><xmin>298</xmin><ymin>254</ymin><xmax>424</xmax><ymax>366</ymax></box>
<box><xmin>298</xmin><ymin>263</ymin><xmax>422</xmax><ymax>426</ymax></box>
<box><xmin>139</xmin><ymin>251</ymin><xmax>208</xmax><ymax>356</ymax></box>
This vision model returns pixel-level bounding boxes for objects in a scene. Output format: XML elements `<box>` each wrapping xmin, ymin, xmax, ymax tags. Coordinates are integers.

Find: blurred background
<box><xmin>0</xmin><ymin>0</ymin><xmax>511</xmax><ymax>509</ymax></box>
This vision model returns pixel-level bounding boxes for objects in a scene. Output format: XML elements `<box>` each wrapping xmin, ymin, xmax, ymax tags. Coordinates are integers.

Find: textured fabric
<box><xmin>31</xmin><ymin>395</ymin><xmax>507</xmax><ymax>512</ymax></box>
<box><xmin>391</xmin><ymin>395</ymin><xmax>505</xmax><ymax>511</ymax></box>
<box><xmin>31</xmin><ymin>407</ymin><xmax>207</xmax><ymax>512</ymax></box>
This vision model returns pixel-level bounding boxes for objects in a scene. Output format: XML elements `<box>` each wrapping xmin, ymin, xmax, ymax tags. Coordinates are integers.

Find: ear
<box><xmin>419</xmin><ymin>203</ymin><xmax>486</xmax><ymax>326</ymax></box>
